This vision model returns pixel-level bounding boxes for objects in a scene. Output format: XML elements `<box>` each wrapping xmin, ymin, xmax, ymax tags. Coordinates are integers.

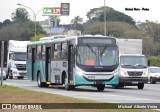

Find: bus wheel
<box><xmin>97</xmin><ymin>84</ymin><xmax>105</xmax><ymax>91</ymax></box>
<box><xmin>64</xmin><ymin>75</ymin><xmax>72</xmax><ymax>90</ymax></box>
<box><xmin>137</xmin><ymin>83</ymin><xmax>144</xmax><ymax>89</ymax></box>
<box><xmin>37</xmin><ymin>72</ymin><xmax>44</xmax><ymax>87</ymax></box>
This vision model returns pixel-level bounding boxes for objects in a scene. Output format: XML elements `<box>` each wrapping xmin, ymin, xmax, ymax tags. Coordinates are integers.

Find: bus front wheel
<box><xmin>37</xmin><ymin>72</ymin><xmax>48</xmax><ymax>87</ymax></box>
<box><xmin>96</xmin><ymin>84</ymin><xmax>105</xmax><ymax>91</ymax></box>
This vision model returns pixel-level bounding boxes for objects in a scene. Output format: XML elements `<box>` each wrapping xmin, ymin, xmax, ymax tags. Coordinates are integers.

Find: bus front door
<box><xmin>31</xmin><ymin>48</ymin><xmax>36</xmax><ymax>80</ymax></box>
<box><xmin>45</xmin><ymin>47</ymin><xmax>51</xmax><ymax>82</ymax></box>
<box><xmin>68</xmin><ymin>45</ymin><xmax>75</xmax><ymax>84</ymax></box>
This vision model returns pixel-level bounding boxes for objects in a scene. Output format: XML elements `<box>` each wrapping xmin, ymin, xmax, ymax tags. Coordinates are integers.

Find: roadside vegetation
<box><xmin>0</xmin><ymin>6</ymin><xmax>160</xmax><ymax>59</ymax></box>
<box><xmin>0</xmin><ymin>85</ymin><xmax>158</xmax><ymax>112</ymax></box>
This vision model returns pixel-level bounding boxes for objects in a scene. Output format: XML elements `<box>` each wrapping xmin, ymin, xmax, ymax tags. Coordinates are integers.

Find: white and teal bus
<box><xmin>26</xmin><ymin>35</ymin><xmax>119</xmax><ymax>91</ymax></box>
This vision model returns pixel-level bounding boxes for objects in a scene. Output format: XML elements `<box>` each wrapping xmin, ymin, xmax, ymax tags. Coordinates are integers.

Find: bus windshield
<box><xmin>12</xmin><ymin>52</ymin><xmax>27</xmax><ymax>61</ymax></box>
<box><xmin>76</xmin><ymin>45</ymin><xmax>118</xmax><ymax>66</ymax></box>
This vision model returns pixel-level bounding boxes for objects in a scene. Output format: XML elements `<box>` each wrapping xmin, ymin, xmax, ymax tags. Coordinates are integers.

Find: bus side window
<box><xmin>37</xmin><ymin>45</ymin><xmax>42</xmax><ymax>59</ymax></box>
<box><xmin>54</xmin><ymin>44</ymin><xmax>61</xmax><ymax>59</ymax></box>
<box><xmin>27</xmin><ymin>46</ymin><xmax>32</xmax><ymax>60</ymax></box>
<box><xmin>62</xmin><ymin>43</ymin><xmax>68</xmax><ymax>59</ymax></box>
<box><xmin>42</xmin><ymin>45</ymin><xmax>45</xmax><ymax>60</ymax></box>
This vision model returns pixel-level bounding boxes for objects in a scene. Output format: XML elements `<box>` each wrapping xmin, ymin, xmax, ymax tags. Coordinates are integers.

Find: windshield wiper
<box><xmin>100</xmin><ymin>45</ymin><xmax>107</xmax><ymax>55</ymax></box>
<box><xmin>86</xmin><ymin>44</ymin><xmax>96</xmax><ymax>55</ymax></box>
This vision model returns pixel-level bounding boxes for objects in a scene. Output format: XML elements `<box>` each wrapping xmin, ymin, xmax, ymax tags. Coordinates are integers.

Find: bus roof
<box><xmin>27</xmin><ymin>35</ymin><xmax>116</xmax><ymax>46</ymax></box>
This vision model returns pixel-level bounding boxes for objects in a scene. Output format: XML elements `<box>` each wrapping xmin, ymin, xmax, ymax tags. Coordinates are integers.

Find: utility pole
<box><xmin>1</xmin><ymin>41</ymin><xmax>4</xmax><ymax>86</ymax></box>
<box><xmin>104</xmin><ymin>0</ymin><xmax>106</xmax><ymax>36</ymax></box>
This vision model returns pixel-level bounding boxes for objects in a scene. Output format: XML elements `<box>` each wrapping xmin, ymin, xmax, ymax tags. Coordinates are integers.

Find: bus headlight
<box><xmin>75</xmin><ymin>67</ymin><xmax>84</xmax><ymax>76</ymax></box>
<box><xmin>113</xmin><ymin>70</ymin><xmax>118</xmax><ymax>76</ymax></box>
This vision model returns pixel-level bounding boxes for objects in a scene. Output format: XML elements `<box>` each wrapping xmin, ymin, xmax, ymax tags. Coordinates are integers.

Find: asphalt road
<box><xmin>3</xmin><ymin>79</ymin><xmax>160</xmax><ymax>103</ymax></box>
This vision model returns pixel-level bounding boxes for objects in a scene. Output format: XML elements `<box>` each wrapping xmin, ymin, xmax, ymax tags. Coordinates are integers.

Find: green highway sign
<box><xmin>43</xmin><ymin>7</ymin><xmax>53</xmax><ymax>15</ymax></box>
<box><xmin>43</xmin><ymin>3</ymin><xmax>70</xmax><ymax>16</ymax></box>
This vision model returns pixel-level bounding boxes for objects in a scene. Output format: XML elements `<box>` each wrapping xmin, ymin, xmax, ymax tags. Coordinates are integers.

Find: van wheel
<box><xmin>150</xmin><ymin>78</ymin><xmax>156</xmax><ymax>84</ymax></box>
<box><xmin>138</xmin><ymin>83</ymin><xmax>144</xmax><ymax>89</ymax></box>
<box><xmin>97</xmin><ymin>84</ymin><xmax>105</xmax><ymax>91</ymax></box>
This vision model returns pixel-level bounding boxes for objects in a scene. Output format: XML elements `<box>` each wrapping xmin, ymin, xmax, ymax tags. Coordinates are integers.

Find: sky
<box><xmin>0</xmin><ymin>0</ymin><xmax>160</xmax><ymax>24</ymax></box>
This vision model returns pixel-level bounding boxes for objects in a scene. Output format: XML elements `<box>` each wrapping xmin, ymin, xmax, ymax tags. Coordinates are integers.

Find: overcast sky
<box><xmin>0</xmin><ymin>0</ymin><xmax>160</xmax><ymax>24</ymax></box>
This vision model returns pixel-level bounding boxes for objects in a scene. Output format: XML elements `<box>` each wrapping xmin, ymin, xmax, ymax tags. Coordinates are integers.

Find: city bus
<box><xmin>26</xmin><ymin>35</ymin><xmax>119</xmax><ymax>91</ymax></box>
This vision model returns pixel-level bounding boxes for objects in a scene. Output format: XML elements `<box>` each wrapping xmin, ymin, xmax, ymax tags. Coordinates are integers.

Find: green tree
<box><xmin>21</xmin><ymin>21</ymin><xmax>46</xmax><ymax>40</ymax></box>
<box><xmin>138</xmin><ymin>21</ymin><xmax>160</xmax><ymax>56</ymax></box>
<box><xmin>3</xmin><ymin>19</ymin><xmax>12</xmax><ymax>26</ymax></box>
<box><xmin>84</xmin><ymin>21</ymin><xmax>142</xmax><ymax>38</ymax></box>
<box><xmin>71</xmin><ymin>16</ymin><xmax>84</xmax><ymax>31</ymax></box>
<box><xmin>30</xmin><ymin>34</ymin><xmax>47</xmax><ymax>41</ymax></box>
<box><xmin>12</xmin><ymin>8</ymin><xmax>29</xmax><ymax>22</ymax></box>
<box><xmin>86</xmin><ymin>6</ymin><xmax>135</xmax><ymax>26</ymax></box>
<box><xmin>0</xmin><ymin>8</ymin><xmax>46</xmax><ymax>41</ymax></box>
<box><xmin>0</xmin><ymin>23</ymin><xmax>23</xmax><ymax>40</ymax></box>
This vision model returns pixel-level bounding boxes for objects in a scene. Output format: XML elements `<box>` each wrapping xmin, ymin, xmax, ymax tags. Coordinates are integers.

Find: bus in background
<box><xmin>26</xmin><ymin>35</ymin><xmax>119</xmax><ymax>91</ymax></box>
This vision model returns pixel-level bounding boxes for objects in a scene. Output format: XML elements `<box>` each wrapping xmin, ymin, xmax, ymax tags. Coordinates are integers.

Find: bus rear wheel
<box><xmin>96</xmin><ymin>84</ymin><xmax>105</xmax><ymax>91</ymax></box>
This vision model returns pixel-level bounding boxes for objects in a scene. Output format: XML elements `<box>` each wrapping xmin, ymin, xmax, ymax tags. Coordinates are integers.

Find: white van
<box><xmin>113</xmin><ymin>54</ymin><xmax>149</xmax><ymax>89</ymax></box>
<box><xmin>148</xmin><ymin>66</ymin><xmax>160</xmax><ymax>84</ymax></box>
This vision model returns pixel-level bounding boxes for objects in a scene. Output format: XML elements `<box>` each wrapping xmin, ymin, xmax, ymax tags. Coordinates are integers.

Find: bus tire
<box><xmin>137</xmin><ymin>83</ymin><xmax>144</xmax><ymax>89</ymax></box>
<box><xmin>97</xmin><ymin>84</ymin><xmax>105</xmax><ymax>91</ymax></box>
<box><xmin>37</xmin><ymin>72</ymin><xmax>48</xmax><ymax>87</ymax></box>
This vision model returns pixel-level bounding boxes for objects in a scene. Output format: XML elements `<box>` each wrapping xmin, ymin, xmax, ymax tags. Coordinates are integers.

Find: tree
<box><xmin>71</xmin><ymin>16</ymin><xmax>84</xmax><ymax>31</ymax></box>
<box><xmin>86</xmin><ymin>6</ymin><xmax>135</xmax><ymax>25</ymax></box>
<box><xmin>30</xmin><ymin>34</ymin><xmax>47</xmax><ymax>41</ymax></box>
<box><xmin>3</xmin><ymin>19</ymin><xmax>12</xmax><ymax>26</ymax></box>
<box><xmin>20</xmin><ymin>21</ymin><xmax>47</xmax><ymax>40</ymax></box>
<box><xmin>84</xmin><ymin>21</ymin><xmax>142</xmax><ymax>38</ymax></box>
<box><xmin>0</xmin><ymin>23</ymin><xmax>23</xmax><ymax>40</ymax></box>
<box><xmin>0</xmin><ymin>8</ymin><xmax>46</xmax><ymax>41</ymax></box>
<box><xmin>12</xmin><ymin>8</ymin><xmax>29</xmax><ymax>22</ymax></box>
<box><xmin>138</xmin><ymin>21</ymin><xmax>160</xmax><ymax>56</ymax></box>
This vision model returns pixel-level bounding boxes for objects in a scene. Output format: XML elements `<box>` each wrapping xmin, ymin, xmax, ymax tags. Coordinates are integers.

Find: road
<box><xmin>3</xmin><ymin>79</ymin><xmax>160</xmax><ymax>103</ymax></box>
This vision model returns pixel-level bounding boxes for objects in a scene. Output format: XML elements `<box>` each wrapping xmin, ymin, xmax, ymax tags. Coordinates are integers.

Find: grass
<box><xmin>0</xmin><ymin>85</ymin><xmax>158</xmax><ymax>112</ymax></box>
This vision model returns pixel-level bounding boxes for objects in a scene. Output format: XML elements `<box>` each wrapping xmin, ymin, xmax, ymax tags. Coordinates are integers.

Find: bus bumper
<box><xmin>74</xmin><ymin>74</ymin><xmax>119</xmax><ymax>85</ymax></box>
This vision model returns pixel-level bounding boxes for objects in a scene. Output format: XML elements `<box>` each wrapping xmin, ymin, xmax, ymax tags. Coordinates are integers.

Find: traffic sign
<box><xmin>43</xmin><ymin>7</ymin><xmax>53</xmax><ymax>15</ymax></box>
<box><xmin>52</xmin><ymin>7</ymin><xmax>61</xmax><ymax>15</ymax></box>
<box><xmin>61</xmin><ymin>3</ymin><xmax>70</xmax><ymax>16</ymax></box>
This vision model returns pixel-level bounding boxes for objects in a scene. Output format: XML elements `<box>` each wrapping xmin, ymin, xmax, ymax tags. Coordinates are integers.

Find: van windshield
<box><xmin>120</xmin><ymin>56</ymin><xmax>147</xmax><ymax>69</ymax></box>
